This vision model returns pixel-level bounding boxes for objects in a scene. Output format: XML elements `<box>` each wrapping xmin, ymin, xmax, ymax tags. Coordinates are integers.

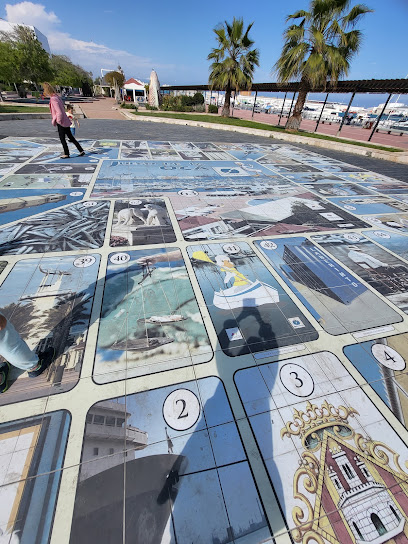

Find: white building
<box><xmin>123</xmin><ymin>78</ymin><xmax>146</xmax><ymax>102</ymax></box>
<box><xmin>0</xmin><ymin>19</ymin><xmax>50</xmax><ymax>53</ymax></box>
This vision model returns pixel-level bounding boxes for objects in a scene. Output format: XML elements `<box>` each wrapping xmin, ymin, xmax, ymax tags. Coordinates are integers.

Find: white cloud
<box><xmin>4</xmin><ymin>1</ymin><xmax>176</xmax><ymax>80</ymax></box>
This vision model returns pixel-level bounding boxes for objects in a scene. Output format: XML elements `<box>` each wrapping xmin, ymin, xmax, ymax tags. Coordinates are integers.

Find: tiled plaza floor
<box><xmin>1</xmin><ymin>136</ymin><xmax>408</xmax><ymax>544</ymax></box>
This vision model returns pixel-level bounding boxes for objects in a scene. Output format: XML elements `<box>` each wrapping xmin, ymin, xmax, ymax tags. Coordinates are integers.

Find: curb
<box><xmin>124</xmin><ymin>112</ymin><xmax>408</xmax><ymax>164</ymax></box>
<box><xmin>0</xmin><ymin>113</ymin><xmax>51</xmax><ymax>121</ymax></box>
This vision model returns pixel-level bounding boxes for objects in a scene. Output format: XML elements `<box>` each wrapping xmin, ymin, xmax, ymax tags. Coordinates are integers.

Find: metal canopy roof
<box><xmin>162</xmin><ymin>79</ymin><xmax>408</xmax><ymax>94</ymax></box>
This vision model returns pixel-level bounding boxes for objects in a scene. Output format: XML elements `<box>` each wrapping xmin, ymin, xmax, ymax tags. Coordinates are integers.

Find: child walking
<box><xmin>42</xmin><ymin>82</ymin><xmax>85</xmax><ymax>159</ymax></box>
<box><xmin>66</xmin><ymin>104</ymin><xmax>80</xmax><ymax>137</ymax></box>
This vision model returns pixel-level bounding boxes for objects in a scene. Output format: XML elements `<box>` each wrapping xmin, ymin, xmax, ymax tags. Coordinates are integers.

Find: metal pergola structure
<box><xmin>161</xmin><ymin>79</ymin><xmax>408</xmax><ymax>141</ymax></box>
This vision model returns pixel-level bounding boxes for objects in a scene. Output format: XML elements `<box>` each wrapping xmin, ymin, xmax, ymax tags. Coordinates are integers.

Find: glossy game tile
<box><xmin>366</xmin><ymin>229</ymin><xmax>408</xmax><ymax>260</ymax></box>
<box><xmin>281</xmin><ymin>172</ymin><xmax>345</xmax><ymax>183</ymax></box>
<box><xmin>93</xmin><ymin>248</ymin><xmax>212</xmax><ymax>383</ymax></box>
<box><xmin>328</xmin><ymin>195</ymin><xmax>408</xmax><ymax>215</ymax></box>
<box><xmin>344</xmin><ymin>334</ymin><xmax>408</xmax><ymax>426</ymax></box>
<box><xmin>302</xmin><ymin>182</ymin><xmax>374</xmax><ymax>197</ymax></box>
<box><xmin>70</xmin><ymin>378</ymin><xmax>272</xmax><ymax>544</ymax></box>
<box><xmin>15</xmin><ymin>162</ymin><xmax>98</xmax><ymax>175</ymax></box>
<box><xmin>0</xmin><ymin>410</ymin><xmax>70</xmax><ymax>543</ymax></box>
<box><xmin>0</xmin><ymin>173</ymin><xmax>93</xmax><ymax>189</ymax></box>
<box><xmin>235</xmin><ymin>352</ymin><xmax>408</xmax><ymax>542</ymax></box>
<box><xmin>187</xmin><ymin>242</ymin><xmax>318</xmax><ymax>356</ymax></box>
<box><xmin>0</xmin><ymin>254</ymin><xmax>100</xmax><ymax>405</ymax></box>
<box><xmin>313</xmin><ymin>232</ymin><xmax>408</xmax><ymax>314</ymax></box>
<box><xmin>0</xmin><ymin>200</ymin><xmax>110</xmax><ymax>255</ymax></box>
<box><xmin>0</xmin><ymin>189</ymin><xmax>86</xmax><ymax>226</ymax></box>
<box><xmin>110</xmin><ymin>199</ymin><xmax>176</xmax><ymax>246</ymax></box>
<box><xmin>256</xmin><ymin>237</ymin><xmax>402</xmax><ymax>335</ymax></box>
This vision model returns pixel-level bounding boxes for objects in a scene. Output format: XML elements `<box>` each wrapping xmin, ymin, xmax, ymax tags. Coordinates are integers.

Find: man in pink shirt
<box><xmin>43</xmin><ymin>82</ymin><xmax>85</xmax><ymax>159</ymax></box>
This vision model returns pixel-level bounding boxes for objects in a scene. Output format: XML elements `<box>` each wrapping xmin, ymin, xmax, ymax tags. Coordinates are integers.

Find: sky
<box><xmin>1</xmin><ymin>0</ymin><xmax>407</xmax><ymax>106</ymax></box>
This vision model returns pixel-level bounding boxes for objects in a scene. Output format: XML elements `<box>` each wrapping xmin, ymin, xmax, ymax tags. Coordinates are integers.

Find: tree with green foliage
<box><xmin>0</xmin><ymin>25</ymin><xmax>53</xmax><ymax>89</ymax></box>
<box><xmin>208</xmin><ymin>17</ymin><xmax>259</xmax><ymax>117</ymax></box>
<box><xmin>274</xmin><ymin>0</ymin><xmax>373</xmax><ymax>131</ymax></box>
<box><xmin>50</xmin><ymin>55</ymin><xmax>92</xmax><ymax>88</ymax></box>
<box><xmin>105</xmin><ymin>71</ymin><xmax>125</xmax><ymax>88</ymax></box>
<box><xmin>105</xmin><ymin>70</ymin><xmax>125</xmax><ymax>102</ymax></box>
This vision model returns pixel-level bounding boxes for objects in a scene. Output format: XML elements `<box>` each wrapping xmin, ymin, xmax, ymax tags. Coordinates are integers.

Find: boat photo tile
<box><xmin>69</xmin><ymin>377</ymin><xmax>273</xmax><ymax>544</ymax></box>
<box><xmin>0</xmin><ymin>200</ymin><xmax>110</xmax><ymax>255</ymax></box>
<box><xmin>93</xmin><ymin>248</ymin><xmax>212</xmax><ymax>383</ymax></box>
<box><xmin>327</xmin><ymin>195</ymin><xmax>408</xmax><ymax>215</ymax></box>
<box><xmin>344</xmin><ymin>333</ymin><xmax>408</xmax><ymax>428</ymax></box>
<box><xmin>391</xmin><ymin>194</ymin><xmax>408</xmax><ymax>205</ymax></box>
<box><xmin>0</xmin><ymin>188</ymin><xmax>86</xmax><ymax>226</ymax></box>
<box><xmin>0</xmin><ymin>254</ymin><xmax>100</xmax><ymax>405</ymax></box>
<box><xmin>366</xmin><ymin>230</ymin><xmax>408</xmax><ymax>261</ymax></box>
<box><xmin>255</xmin><ymin>237</ymin><xmax>402</xmax><ymax>335</ymax></box>
<box><xmin>186</xmin><ymin>242</ymin><xmax>318</xmax><ymax>356</ymax></box>
<box><xmin>302</xmin><ymin>182</ymin><xmax>375</xmax><ymax>197</ymax></box>
<box><xmin>0</xmin><ymin>410</ymin><xmax>70</xmax><ymax>544</ymax></box>
<box><xmin>312</xmin><ymin>232</ymin><xmax>408</xmax><ymax>314</ymax></box>
<box><xmin>0</xmin><ymin>173</ymin><xmax>94</xmax><ymax>189</ymax></box>
<box><xmin>110</xmin><ymin>199</ymin><xmax>176</xmax><ymax>247</ymax></box>
<box><xmin>234</xmin><ymin>350</ymin><xmax>408</xmax><ymax>543</ymax></box>
<box><xmin>15</xmin><ymin>162</ymin><xmax>98</xmax><ymax>175</ymax></box>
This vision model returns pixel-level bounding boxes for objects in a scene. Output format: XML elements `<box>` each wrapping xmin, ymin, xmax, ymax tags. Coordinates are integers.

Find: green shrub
<box><xmin>145</xmin><ymin>104</ymin><xmax>158</xmax><ymax>110</ymax></box>
<box><xmin>208</xmin><ymin>104</ymin><xmax>218</xmax><ymax>113</ymax></box>
<box><xmin>120</xmin><ymin>102</ymin><xmax>138</xmax><ymax>110</ymax></box>
<box><xmin>193</xmin><ymin>92</ymin><xmax>204</xmax><ymax>105</ymax></box>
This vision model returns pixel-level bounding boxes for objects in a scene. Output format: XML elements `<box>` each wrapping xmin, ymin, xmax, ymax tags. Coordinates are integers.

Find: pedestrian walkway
<box><xmin>79</xmin><ymin>97</ymin><xmax>125</xmax><ymax>120</ymax></box>
<box><xmin>232</xmin><ymin>108</ymin><xmax>408</xmax><ymax>149</ymax></box>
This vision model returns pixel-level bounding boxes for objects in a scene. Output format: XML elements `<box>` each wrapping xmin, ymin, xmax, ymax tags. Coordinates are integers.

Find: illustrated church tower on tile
<box><xmin>282</xmin><ymin>400</ymin><xmax>408</xmax><ymax>544</ymax></box>
<box><xmin>326</xmin><ymin>440</ymin><xmax>406</xmax><ymax>543</ymax></box>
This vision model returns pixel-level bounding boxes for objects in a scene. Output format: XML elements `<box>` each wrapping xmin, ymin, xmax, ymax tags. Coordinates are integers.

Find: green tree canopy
<box><xmin>50</xmin><ymin>55</ymin><xmax>92</xmax><ymax>87</ymax></box>
<box><xmin>104</xmin><ymin>71</ymin><xmax>125</xmax><ymax>88</ymax></box>
<box><xmin>274</xmin><ymin>0</ymin><xmax>373</xmax><ymax>130</ymax></box>
<box><xmin>0</xmin><ymin>25</ymin><xmax>53</xmax><ymax>88</ymax></box>
<box><xmin>208</xmin><ymin>17</ymin><xmax>259</xmax><ymax>117</ymax></box>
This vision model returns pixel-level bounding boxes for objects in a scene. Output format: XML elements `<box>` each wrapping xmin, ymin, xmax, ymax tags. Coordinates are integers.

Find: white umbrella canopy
<box><xmin>148</xmin><ymin>69</ymin><xmax>161</xmax><ymax>108</ymax></box>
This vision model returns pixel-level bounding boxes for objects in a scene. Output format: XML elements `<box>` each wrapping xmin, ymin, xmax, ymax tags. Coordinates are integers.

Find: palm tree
<box><xmin>274</xmin><ymin>0</ymin><xmax>373</xmax><ymax>131</ymax></box>
<box><xmin>208</xmin><ymin>18</ymin><xmax>259</xmax><ymax>117</ymax></box>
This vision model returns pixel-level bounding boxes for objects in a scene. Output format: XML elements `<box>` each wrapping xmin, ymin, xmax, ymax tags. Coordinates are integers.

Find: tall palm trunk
<box><xmin>222</xmin><ymin>87</ymin><xmax>231</xmax><ymax>117</ymax></box>
<box><xmin>285</xmin><ymin>89</ymin><xmax>308</xmax><ymax>131</ymax></box>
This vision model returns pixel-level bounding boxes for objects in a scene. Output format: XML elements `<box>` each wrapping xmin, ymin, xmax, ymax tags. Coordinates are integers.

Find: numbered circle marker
<box><xmin>344</xmin><ymin>205</ymin><xmax>356</xmax><ymax>211</ymax></box>
<box><xmin>178</xmin><ymin>189</ymin><xmax>198</xmax><ymax>196</ymax></box>
<box><xmin>222</xmin><ymin>244</ymin><xmax>240</xmax><ymax>255</ymax></box>
<box><xmin>343</xmin><ymin>233</ymin><xmax>361</xmax><ymax>242</ymax></box>
<box><xmin>70</xmin><ymin>191</ymin><xmax>83</xmax><ymax>197</ymax></box>
<box><xmin>371</xmin><ymin>344</ymin><xmax>406</xmax><ymax>371</ymax></box>
<box><xmin>110</xmin><ymin>252</ymin><xmax>130</xmax><ymax>265</ymax></box>
<box><xmin>163</xmin><ymin>389</ymin><xmax>200</xmax><ymax>431</ymax></box>
<box><xmin>279</xmin><ymin>363</ymin><xmax>314</xmax><ymax>397</ymax></box>
<box><xmin>73</xmin><ymin>255</ymin><xmax>96</xmax><ymax>268</ymax></box>
<box><xmin>373</xmin><ymin>230</ymin><xmax>390</xmax><ymax>239</ymax></box>
<box><xmin>83</xmin><ymin>201</ymin><xmax>97</xmax><ymax>207</ymax></box>
<box><xmin>260</xmin><ymin>240</ymin><xmax>277</xmax><ymax>250</ymax></box>
<box><xmin>129</xmin><ymin>200</ymin><xmax>142</xmax><ymax>206</ymax></box>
